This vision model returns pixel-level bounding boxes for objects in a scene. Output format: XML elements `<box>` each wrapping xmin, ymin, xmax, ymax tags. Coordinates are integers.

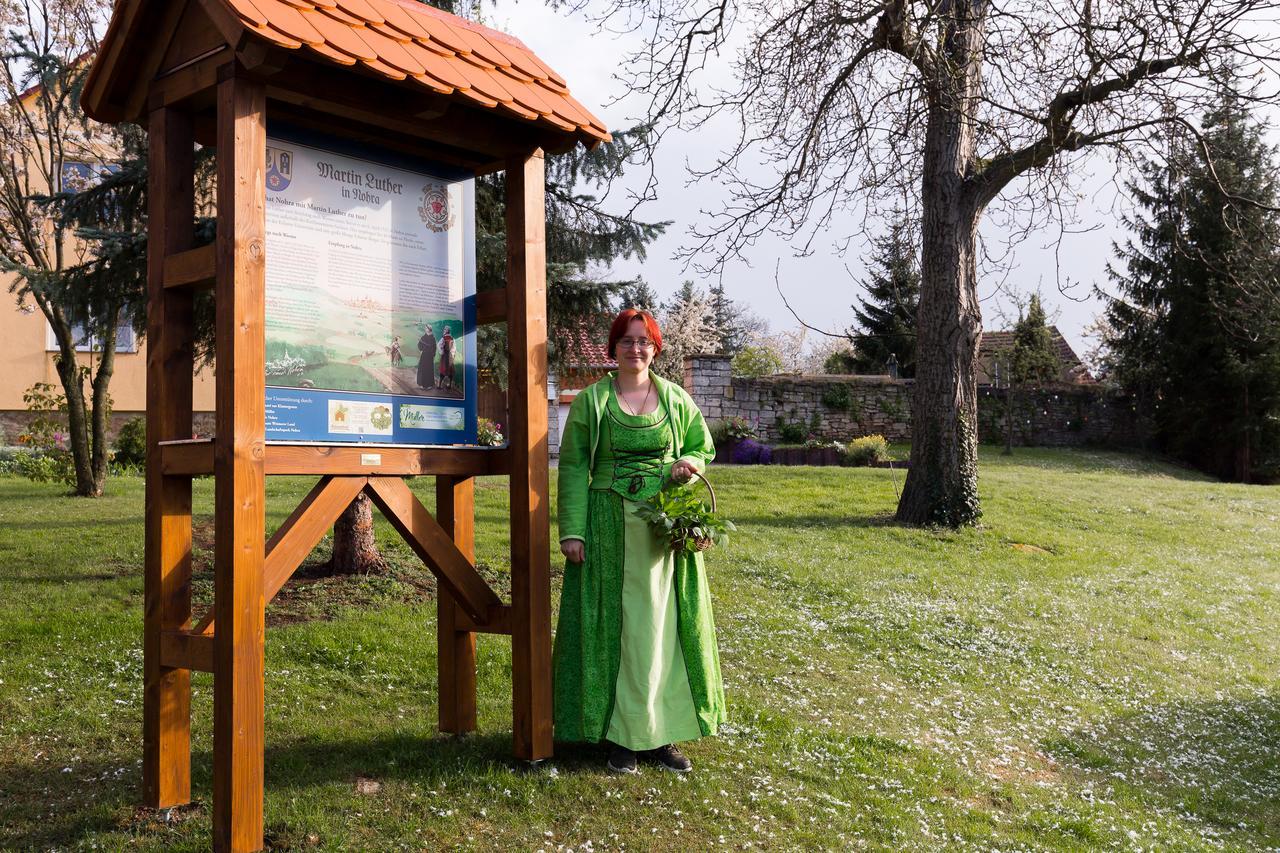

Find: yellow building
<box><xmin>0</xmin><ymin>294</ymin><xmax>217</xmax><ymax>437</ymax></box>
<box><xmin>0</xmin><ymin>76</ymin><xmax>215</xmax><ymax>440</ymax></box>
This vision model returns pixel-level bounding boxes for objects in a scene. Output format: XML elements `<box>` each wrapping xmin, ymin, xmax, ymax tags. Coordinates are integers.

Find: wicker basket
<box><xmin>678</xmin><ymin>471</ymin><xmax>718</xmax><ymax>554</ymax></box>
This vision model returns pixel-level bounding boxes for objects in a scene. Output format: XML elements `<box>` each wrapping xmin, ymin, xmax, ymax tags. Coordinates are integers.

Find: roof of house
<box><xmin>980</xmin><ymin>326</ymin><xmax>1095</xmax><ymax>382</ymax></box>
<box><xmin>557</xmin><ymin>322</ymin><xmax>615</xmax><ymax>369</ymax></box>
<box><xmin>84</xmin><ymin>0</ymin><xmax>609</xmax><ymax>148</ymax></box>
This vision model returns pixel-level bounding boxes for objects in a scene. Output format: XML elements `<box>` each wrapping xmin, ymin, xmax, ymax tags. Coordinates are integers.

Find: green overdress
<box><xmin>553</xmin><ymin>373</ymin><xmax>726</xmax><ymax>747</ymax></box>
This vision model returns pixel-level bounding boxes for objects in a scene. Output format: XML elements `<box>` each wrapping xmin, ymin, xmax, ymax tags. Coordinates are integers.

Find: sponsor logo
<box><xmin>266</xmin><ymin>147</ymin><xmax>293</xmax><ymax>192</ymax></box>
<box><xmin>418</xmin><ymin>183</ymin><xmax>453</xmax><ymax>232</ymax></box>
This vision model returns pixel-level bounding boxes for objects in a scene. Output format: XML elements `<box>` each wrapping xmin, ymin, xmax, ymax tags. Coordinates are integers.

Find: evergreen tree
<box><xmin>1009</xmin><ymin>295</ymin><xmax>1059</xmax><ymax>387</ymax></box>
<box><xmin>1103</xmin><ymin>79</ymin><xmax>1280</xmax><ymax>482</ymax></box>
<box><xmin>471</xmin><ymin>124</ymin><xmax>667</xmax><ymax>387</ymax></box>
<box><xmin>706</xmin><ymin>282</ymin><xmax>762</xmax><ymax>357</ymax></box>
<box><xmin>617</xmin><ymin>278</ymin><xmax>660</xmax><ymax>313</ymax></box>
<box><xmin>849</xmin><ymin>219</ymin><xmax>920</xmax><ymax>377</ymax></box>
<box><xmin>1001</xmin><ymin>294</ymin><xmax>1060</xmax><ymax>454</ymax></box>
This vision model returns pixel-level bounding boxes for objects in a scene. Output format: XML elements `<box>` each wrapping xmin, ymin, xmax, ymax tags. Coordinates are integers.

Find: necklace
<box><xmin>618</xmin><ymin>377</ymin><xmax>653</xmax><ymax>416</ymax></box>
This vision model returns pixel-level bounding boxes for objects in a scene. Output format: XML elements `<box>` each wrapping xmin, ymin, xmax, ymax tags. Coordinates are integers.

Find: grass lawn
<box><xmin>1</xmin><ymin>448</ymin><xmax>1278</xmax><ymax>850</ymax></box>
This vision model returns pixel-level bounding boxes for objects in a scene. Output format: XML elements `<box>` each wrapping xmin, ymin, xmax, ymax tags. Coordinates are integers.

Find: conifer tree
<box><xmin>1104</xmin><ymin>79</ymin><xmax>1280</xmax><ymax>482</ymax></box>
<box><xmin>617</xmin><ymin>278</ymin><xmax>660</xmax><ymax>313</ymax></box>
<box><xmin>850</xmin><ymin>220</ymin><xmax>920</xmax><ymax>377</ymax></box>
<box><xmin>1002</xmin><ymin>294</ymin><xmax>1060</xmax><ymax>454</ymax></box>
<box><xmin>706</xmin><ymin>282</ymin><xmax>761</xmax><ymax>357</ymax></box>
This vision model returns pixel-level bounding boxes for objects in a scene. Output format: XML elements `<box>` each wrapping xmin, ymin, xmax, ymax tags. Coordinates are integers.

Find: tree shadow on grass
<box><xmin>1046</xmin><ymin>694</ymin><xmax>1280</xmax><ymax>845</ymax></box>
<box><xmin>0</xmin><ymin>753</ymin><xmax>150</xmax><ymax>850</ymax></box>
<box><xmin>264</xmin><ymin>730</ymin><xmax>607</xmax><ymax>791</ymax></box>
<box><xmin>731</xmin><ymin>511</ymin><xmax>904</xmax><ymax>531</ymax></box>
<box><xmin>0</xmin><ymin>732</ymin><xmax>607</xmax><ymax>849</ymax></box>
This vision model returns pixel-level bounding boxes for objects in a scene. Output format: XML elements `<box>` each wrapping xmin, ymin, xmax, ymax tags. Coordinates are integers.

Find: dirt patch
<box><xmin>188</xmin><ymin>517</ymin><xmax>511</xmax><ymax>628</ymax></box>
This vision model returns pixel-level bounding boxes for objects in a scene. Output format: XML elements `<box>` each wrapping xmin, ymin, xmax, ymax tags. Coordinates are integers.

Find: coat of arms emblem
<box><xmin>418</xmin><ymin>183</ymin><xmax>453</xmax><ymax>232</ymax></box>
<box><xmin>266</xmin><ymin>147</ymin><xmax>293</xmax><ymax>192</ymax></box>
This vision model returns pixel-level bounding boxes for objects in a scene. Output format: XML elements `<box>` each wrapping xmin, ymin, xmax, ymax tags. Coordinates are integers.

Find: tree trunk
<box><xmin>328</xmin><ymin>491</ymin><xmax>385</xmax><ymax>575</ymax></box>
<box><xmin>1003</xmin><ymin>384</ymin><xmax>1015</xmax><ymax>456</ymax></box>
<box><xmin>895</xmin><ymin>88</ymin><xmax>984</xmax><ymax>526</ymax></box>
<box><xmin>90</xmin><ymin>322</ymin><xmax>119</xmax><ymax>496</ymax></box>
<box><xmin>53</xmin><ymin>345</ymin><xmax>99</xmax><ymax>497</ymax></box>
<box><xmin>894</xmin><ymin>0</ymin><xmax>988</xmax><ymax>527</ymax></box>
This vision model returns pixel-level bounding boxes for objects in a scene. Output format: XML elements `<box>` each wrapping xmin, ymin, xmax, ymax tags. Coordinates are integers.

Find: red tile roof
<box><xmin>221</xmin><ymin>0</ymin><xmax>609</xmax><ymax>141</ymax></box>
<box><xmin>84</xmin><ymin>0</ymin><xmax>609</xmax><ymax>147</ymax></box>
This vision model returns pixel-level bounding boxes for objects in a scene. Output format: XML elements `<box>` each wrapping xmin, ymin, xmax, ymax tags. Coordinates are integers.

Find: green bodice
<box><xmin>589</xmin><ymin>380</ymin><xmax>675</xmax><ymax>502</ymax></box>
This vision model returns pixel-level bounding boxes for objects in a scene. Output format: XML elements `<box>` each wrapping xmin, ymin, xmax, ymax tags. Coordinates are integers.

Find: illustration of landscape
<box><xmin>265</xmin><ymin>291</ymin><xmax>465</xmax><ymax>400</ymax></box>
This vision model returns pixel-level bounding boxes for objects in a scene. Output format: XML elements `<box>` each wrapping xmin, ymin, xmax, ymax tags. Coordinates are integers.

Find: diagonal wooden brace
<box><xmin>364</xmin><ymin>476</ymin><xmax>503</xmax><ymax>624</ymax></box>
<box><xmin>193</xmin><ymin>475</ymin><xmax>369</xmax><ymax>636</ymax></box>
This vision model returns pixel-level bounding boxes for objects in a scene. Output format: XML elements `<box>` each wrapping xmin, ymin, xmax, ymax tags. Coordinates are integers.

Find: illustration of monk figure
<box><xmin>416</xmin><ymin>325</ymin><xmax>437</xmax><ymax>391</ymax></box>
<box><xmin>438</xmin><ymin>328</ymin><xmax>455</xmax><ymax>391</ymax></box>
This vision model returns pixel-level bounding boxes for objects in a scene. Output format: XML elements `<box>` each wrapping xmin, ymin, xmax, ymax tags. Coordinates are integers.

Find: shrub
<box><xmin>724</xmin><ymin>416</ymin><xmax>758</xmax><ymax>440</ymax></box>
<box><xmin>731</xmin><ymin>344</ymin><xmax>782</xmax><ymax>378</ymax></box>
<box><xmin>776</xmin><ymin>417</ymin><xmax>808</xmax><ymax>443</ymax></box>
<box><xmin>16</xmin><ymin>382</ymin><xmax>76</xmax><ymax>486</ymax></box>
<box><xmin>820</xmin><ymin>384</ymin><xmax>852</xmax><ymax>410</ymax></box>
<box><xmin>841</xmin><ymin>434</ymin><xmax>889</xmax><ymax>467</ymax></box>
<box><xmin>820</xmin><ymin>383</ymin><xmax>864</xmax><ymax>420</ymax></box>
<box><xmin>113</xmin><ymin>417</ymin><xmax>147</xmax><ymax>468</ymax></box>
<box><xmin>731</xmin><ymin>438</ymin><xmax>773</xmax><ymax>465</ymax></box>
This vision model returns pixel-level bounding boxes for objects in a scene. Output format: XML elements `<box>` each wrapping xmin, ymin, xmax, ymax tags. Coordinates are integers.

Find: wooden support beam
<box><xmin>456</xmin><ymin>604</ymin><xmax>514</xmax><ymax>636</ymax></box>
<box><xmin>161</xmin><ymin>629</ymin><xmax>215</xmax><ymax>673</ymax></box>
<box><xmin>163</xmin><ymin>243</ymin><xmax>216</xmax><ymax>290</ymax></box>
<box><xmin>159</xmin><ymin>439</ymin><xmax>215</xmax><ymax>475</ymax></box>
<box><xmin>143</xmin><ymin>104</ymin><xmax>197</xmax><ymax>810</ymax></box>
<box><xmin>212</xmin><ymin>66</ymin><xmax>267</xmax><ymax>853</ymax></box>
<box><xmin>436</xmin><ymin>476</ymin><xmax>478</xmax><ymax>733</ymax></box>
<box><xmin>265</xmin><ymin>444</ymin><xmax>510</xmax><ymax>476</ymax></box>
<box><xmin>159</xmin><ymin>441</ymin><xmax>510</xmax><ymax>477</ymax></box>
<box><xmin>364</xmin><ymin>476</ymin><xmax>503</xmax><ymax>624</ymax></box>
<box><xmin>148</xmin><ymin>50</ymin><xmax>228</xmax><ymax>114</ymax></box>
<box><xmin>191</xmin><ymin>475</ymin><xmax>368</xmax><ymax>636</ymax></box>
<box><xmin>475</xmin><ymin>288</ymin><xmax>507</xmax><ymax>325</ymax></box>
<box><xmin>505</xmin><ymin>150</ymin><xmax>554</xmax><ymax>761</ymax></box>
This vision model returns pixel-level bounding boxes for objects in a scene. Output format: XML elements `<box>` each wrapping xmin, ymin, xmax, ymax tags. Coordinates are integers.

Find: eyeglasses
<box><xmin>617</xmin><ymin>337</ymin><xmax>655</xmax><ymax>351</ymax></box>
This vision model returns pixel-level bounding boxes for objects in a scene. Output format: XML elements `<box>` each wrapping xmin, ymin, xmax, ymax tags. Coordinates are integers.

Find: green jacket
<box><xmin>553</xmin><ymin>371</ymin><xmax>726</xmax><ymax>744</ymax></box>
<box><xmin>557</xmin><ymin>371</ymin><xmax>715</xmax><ymax>543</ymax></box>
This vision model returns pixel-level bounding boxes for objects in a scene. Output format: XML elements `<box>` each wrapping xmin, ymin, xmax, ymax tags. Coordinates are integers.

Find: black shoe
<box><xmin>607</xmin><ymin>744</ymin><xmax>637</xmax><ymax>774</ymax></box>
<box><xmin>643</xmin><ymin>744</ymin><xmax>692</xmax><ymax>773</ymax></box>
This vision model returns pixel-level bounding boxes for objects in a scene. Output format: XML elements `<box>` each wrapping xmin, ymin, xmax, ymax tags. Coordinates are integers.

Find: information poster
<box><xmin>263</xmin><ymin>135</ymin><xmax>476</xmax><ymax>446</ymax></box>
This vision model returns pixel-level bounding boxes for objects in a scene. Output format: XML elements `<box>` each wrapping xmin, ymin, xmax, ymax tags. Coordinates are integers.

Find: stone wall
<box><xmin>974</xmin><ymin>385</ymin><xmax>1142</xmax><ymax>448</ymax></box>
<box><xmin>683</xmin><ymin>354</ymin><xmax>1142</xmax><ymax>448</ymax></box>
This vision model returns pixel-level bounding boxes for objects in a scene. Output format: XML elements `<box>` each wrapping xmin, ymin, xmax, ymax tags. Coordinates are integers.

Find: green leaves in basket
<box><xmin>635</xmin><ymin>481</ymin><xmax>737</xmax><ymax>553</ymax></box>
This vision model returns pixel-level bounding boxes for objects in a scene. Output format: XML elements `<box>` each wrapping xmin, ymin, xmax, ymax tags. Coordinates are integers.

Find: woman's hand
<box><xmin>670</xmin><ymin>459</ymin><xmax>698</xmax><ymax>483</ymax></box>
<box><xmin>561</xmin><ymin>539</ymin><xmax>585</xmax><ymax>563</ymax></box>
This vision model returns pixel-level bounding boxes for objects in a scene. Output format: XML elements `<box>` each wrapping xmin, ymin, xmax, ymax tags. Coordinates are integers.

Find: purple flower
<box><xmin>731</xmin><ymin>438</ymin><xmax>773</xmax><ymax>465</ymax></box>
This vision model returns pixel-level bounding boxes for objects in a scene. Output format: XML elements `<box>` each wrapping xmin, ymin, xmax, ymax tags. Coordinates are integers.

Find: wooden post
<box><xmin>143</xmin><ymin>105</ymin><xmax>195</xmax><ymax>809</ymax></box>
<box><xmin>506</xmin><ymin>151</ymin><xmax>553</xmax><ymax>761</ymax></box>
<box><xmin>212</xmin><ymin>65</ymin><xmax>267</xmax><ymax>853</ymax></box>
<box><xmin>436</xmin><ymin>475</ymin><xmax>478</xmax><ymax>733</ymax></box>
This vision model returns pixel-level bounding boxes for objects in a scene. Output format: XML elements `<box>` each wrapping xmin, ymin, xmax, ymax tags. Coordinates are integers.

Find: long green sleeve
<box><xmin>557</xmin><ymin>392</ymin><xmax>594</xmax><ymax>543</ymax></box>
<box><xmin>674</xmin><ymin>398</ymin><xmax>716</xmax><ymax>473</ymax></box>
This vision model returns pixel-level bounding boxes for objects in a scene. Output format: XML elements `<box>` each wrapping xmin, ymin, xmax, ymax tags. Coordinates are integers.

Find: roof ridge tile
<box><xmin>210</xmin><ymin>0</ymin><xmax>608</xmax><ymax>142</ymax></box>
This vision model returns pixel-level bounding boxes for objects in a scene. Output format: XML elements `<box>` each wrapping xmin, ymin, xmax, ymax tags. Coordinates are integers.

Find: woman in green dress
<box><xmin>554</xmin><ymin>308</ymin><xmax>726</xmax><ymax>774</ymax></box>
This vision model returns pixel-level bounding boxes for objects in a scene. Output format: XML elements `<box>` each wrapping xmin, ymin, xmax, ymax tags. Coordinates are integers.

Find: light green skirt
<box><xmin>603</xmin><ymin>499</ymin><xmax>704</xmax><ymax>751</ymax></box>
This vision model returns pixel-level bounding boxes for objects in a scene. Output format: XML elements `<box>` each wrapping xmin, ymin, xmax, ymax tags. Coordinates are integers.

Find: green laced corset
<box><xmin>601</xmin><ymin>405</ymin><xmax>673</xmax><ymax>502</ymax></box>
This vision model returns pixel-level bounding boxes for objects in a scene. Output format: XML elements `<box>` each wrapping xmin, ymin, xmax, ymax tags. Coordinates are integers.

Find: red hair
<box><xmin>608</xmin><ymin>309</ymin><xmax>663</xmax><ymax>357</ymax></box>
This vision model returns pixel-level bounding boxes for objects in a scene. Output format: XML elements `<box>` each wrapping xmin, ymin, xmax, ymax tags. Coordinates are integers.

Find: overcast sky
<box><xmin>484</xmin><ymin>1</ymin><xmax>1271</xmax><ymax>358</ymax></box>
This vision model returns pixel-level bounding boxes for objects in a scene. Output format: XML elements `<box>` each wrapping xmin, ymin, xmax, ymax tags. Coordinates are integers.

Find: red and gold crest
<box><xmin>418</xmin><ymin>183</ymin><xmax>454</xmax><ymax>233</ymax></box>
